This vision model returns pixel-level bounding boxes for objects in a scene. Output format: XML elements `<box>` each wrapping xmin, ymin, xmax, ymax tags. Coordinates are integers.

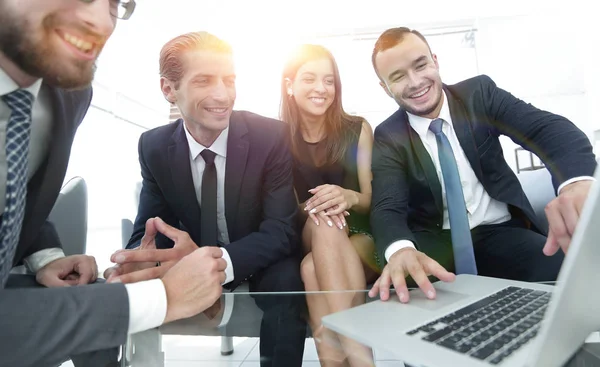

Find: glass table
<box><xmin>113</xmin><ymin>288</ymin><xmax>600</xmax><ymax>367</ymax></box>
<box><xmin>121</xmin><ymin>290</ymin><xmax>397</xmax><ymax>367</ymax></box>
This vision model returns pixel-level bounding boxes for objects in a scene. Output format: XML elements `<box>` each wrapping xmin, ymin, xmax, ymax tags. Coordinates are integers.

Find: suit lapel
<box><xmin>403</xmin><ymin>113</ymin><xmax>443</xmax><ymax>214</ymax></box>
<box><xmin>18</xmin><ymin>85</ymin><xmax>81</xmax><ymax>262</ymax></box>
<box><xmin>25</xmin><ymin>86</ymin><xmax>72</xmax><ymax>222</ymax></box>
<box><xmin>167</xmin><ymin>121</ymin><xmax>201</xmax><ymax>231</ymax></box>
<box><xmin>224</xmin><ymin>112</ymin><xmax>249</xmax><ymax>236</ymax></box>
<box><xmin>444</xmin><ymin>86</ymin><xmax>484</xmax><ymax>181</ymax></box>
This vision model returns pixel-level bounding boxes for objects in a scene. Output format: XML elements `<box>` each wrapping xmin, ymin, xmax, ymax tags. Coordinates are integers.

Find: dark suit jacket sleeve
<box><xmin>20</xmin><ymin>220</ymin><xmax>62</xmax><ymax>259</ymax></box>
<box><xmin>127</xmin><ymin>133</ymin><xmax>179</xmax><ymax>249</ymax></box>
<box><xmin>370</xmin><ymin>125</ymin><xmax>417</xmax><ymax>265</ymax></box>
<box><xmin>0</xmin><ymin>282</ymin><xmax>129</xmax><ymax>367</ymax></box>
<box><xmin>226</xmin><ymin>127</ymin><xmax>298</xmax><ymax>284</ymax></box>
<box><xmin>480</xmin><ymin>75</ymin><xmax>597</xmax><ymax>190</ymax></box>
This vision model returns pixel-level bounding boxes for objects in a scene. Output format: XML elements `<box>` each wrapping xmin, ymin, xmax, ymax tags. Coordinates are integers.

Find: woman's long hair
<box><xmin>279</xmin><ymin>44</ymin><xmax>364</xmax><ymax>165</ymax></box>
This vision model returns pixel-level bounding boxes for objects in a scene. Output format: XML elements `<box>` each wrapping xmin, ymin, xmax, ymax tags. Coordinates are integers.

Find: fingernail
<box><xmin>314</xmin><ymin>220</ymin><xmax>319</xmax><ymax>226</ymax></box>
<box><xmin>427</xmin><ymin>290</ymin><xmax>435</xmax><ymax>299</ymax></box>
<box><xmin>304</xmin><ymin>207</ymin><xmax>309</xmax><ymax>211</ymax></box>
<box><xmin>309</xmin><ymin>208</ymin><xmax>316</xmax><ymax>214</ymax></box>
<box><xmin>115</xmin><ymin>254</ymin><xmax>125</xmax><ymax>263</ymax></box>
<box><xmin>338</xmin><ymin>224</ymin><xmax>343</xmax><ymax>230</ymax></box>
<box><xmin>327</xmin><ymin>220</ymin><xmax>333</xmax><ymax>227</ymax></box>
<box><xmin>343</xmin><ymin>220</ymin><xmax>347</xmax><ymax>227</ymax></box>
<box><xmin>108</xmin><ymin>277</ymin><xmax>121</xmax><ymax>283</ymax></box>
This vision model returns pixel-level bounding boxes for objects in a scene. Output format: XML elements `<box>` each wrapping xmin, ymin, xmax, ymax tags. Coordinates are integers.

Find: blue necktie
<box><xmin>0</xmin><ymin>89</ymin><xmax>34</xmax><ymax>287</ymax></box>
<box><xmin>429</xmin><ymin>118</ymin><xmax>477</xmax><ymax>275</ymax></box>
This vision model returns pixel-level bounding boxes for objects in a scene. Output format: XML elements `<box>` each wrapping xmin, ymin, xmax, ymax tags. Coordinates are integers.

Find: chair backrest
<box><xmin>121</xmin><ymin>219</ymin><xmax>134</xmax><ymax>249</ymax></box>
<box><xmin>121</xmin><ymin>182</ymin><xmax>142</xmax><ymax>249</ymax></box>
<box><xmin>517</xmin><ymin>168</ymin><xmax>555</xmax><ymax>233</ymax></box>
<box><xmin>48</xmin><ymin>177</ymin><xmax>88</xmax><ymax>256</ymax></box>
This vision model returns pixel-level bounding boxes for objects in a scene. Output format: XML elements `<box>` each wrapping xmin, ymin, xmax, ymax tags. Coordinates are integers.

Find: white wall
<box><xmin>473</xmin><ymin>12</ymin><xmax>593</xmax><ymax>169</ymax></box>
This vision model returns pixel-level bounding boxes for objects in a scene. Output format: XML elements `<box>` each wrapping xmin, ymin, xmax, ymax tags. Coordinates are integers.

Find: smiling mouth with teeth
<box><xmin>409</xmin><ymin>87</ymin><xmax>430</xmax><ymax>99</ymax></box>
<box><xmin>205</xmin><ymin>107</ymin><xmax>228</xmax><ymax>113</ymax></box>
<box><xmin>60</xmin><ymin>31</ymin><xmax>96</xmax><ymax>54</ymax></box>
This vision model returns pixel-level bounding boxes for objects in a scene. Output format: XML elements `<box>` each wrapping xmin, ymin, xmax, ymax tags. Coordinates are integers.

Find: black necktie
<box><xmin>200</xmin><ymin>149</ymin><xmax>218</xmax><ymax>246</ymax></box>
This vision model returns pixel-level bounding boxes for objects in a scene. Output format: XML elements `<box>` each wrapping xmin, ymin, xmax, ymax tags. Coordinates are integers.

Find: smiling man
<box><xmin>0</xmin><ymin>2</ymin><xmax>230</xmax><ymax>366</ymax></box>
<box><xmin>367</xmin><ymin>27</ymin><xmax>597</xmax><ymax>304</ymax></box>
<box><xmin>104</xmin><ymin>31</ymin><xmax>307</xmax><ymax>367</ymax></box>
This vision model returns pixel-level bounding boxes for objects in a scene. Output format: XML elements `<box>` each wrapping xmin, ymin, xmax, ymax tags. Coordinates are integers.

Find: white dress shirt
<box><xmin>1</xmin><ymin>66</ymin><xmax>167</xmax><ymax>335</ymax></box>
<box><xmin>183</xmin><ymin>123</ymin><xmax>235</xmax><ymax>285</ymax></box>
<box><xmin>385</xmin><ymin>92</ymin><xmax>595</xmax><ymax>262</ymax></box>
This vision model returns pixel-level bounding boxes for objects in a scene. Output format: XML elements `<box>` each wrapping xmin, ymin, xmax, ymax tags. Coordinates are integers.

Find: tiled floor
<box><xmin>61</xmin><ymin>335</ymin><xmax>406</xmax><ymax>366</ymax></box>
<box><xmin>159</xmin><ymin>336</ymin><xmax>406</xmax><ymax>366</ymax></box>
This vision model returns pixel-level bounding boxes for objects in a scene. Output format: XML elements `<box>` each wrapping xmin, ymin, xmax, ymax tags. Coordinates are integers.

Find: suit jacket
<box><xmin>371</xmin><ymin>75</ymin><xmax>597</xmax><ymax>264</ymax></box>
<box><xmin>128</xmin><ymin>111</ymin><xmax>298</xmax><ymax>289</ymax></box>
<box><xmin>0</xmin><ymin>84</ymin><xmax>130</xmax><ymax>367</ymax></box>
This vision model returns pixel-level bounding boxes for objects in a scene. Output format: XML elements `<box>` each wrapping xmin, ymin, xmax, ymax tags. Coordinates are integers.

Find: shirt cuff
<box><xmin>24</xmin><ymin>248</ymin><xmax>66</xmax><ymax>273</ymax></box>
<box><xmin>124</xmin><ymin>279</ymin><xmax>167</xmax><ymax>334</ymax></box>
<box><xmin>221</xmin><ymin>248</ymin><xmax>234</xmax><ymax>285</ymax></box>
<box><xmin>557</xmin><ymin>176</ymin><xmax>596</xmax><ymax>194</ymax></box>
<box><xmin>384</xmin><ymin>240</ymin><xmax>416</xmax><ymax>263</ymax></box>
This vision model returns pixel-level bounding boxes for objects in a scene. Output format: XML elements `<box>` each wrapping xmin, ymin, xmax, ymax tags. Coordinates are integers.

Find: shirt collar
<box><xmin>183</xmin><ymin>122</ymin><xmax>229</xmax><ymax>161</ymax></box>
<box><xmin>406</xmin><ymin>90</ymin><xmax>452</xmax><ymax>137</ymax></box>
<box><xmin>0</xmin><ymin>66</ymin><xmax>43</xmax><ymax>100</ymax></box>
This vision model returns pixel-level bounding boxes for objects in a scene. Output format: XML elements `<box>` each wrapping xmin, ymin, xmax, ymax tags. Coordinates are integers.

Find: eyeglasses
<box><xmin>78</xmin><ymin>0</ymin><xmax>137</xmax><ymax>20</ymax></box>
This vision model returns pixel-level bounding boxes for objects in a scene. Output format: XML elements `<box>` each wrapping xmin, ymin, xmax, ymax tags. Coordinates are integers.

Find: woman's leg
<box><xmin>301</xmin><ymin>253</ymin><xmax>348</xmax><ymax>367</ymax></box>
<box><xmin>349</xmin><ymin>233</ymin><xmax>380</xmax><ymax>286</ymax></box>
<box><xmin>302</xmin><ymin>219</ymin><xmax>375</xmax><ymax>366</ymax></box>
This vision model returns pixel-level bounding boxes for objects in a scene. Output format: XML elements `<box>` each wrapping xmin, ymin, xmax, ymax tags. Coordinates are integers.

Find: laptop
<box><xmin>322</xmin><ymin>168</ymin><xmax>600</xmax><ymax>367</ymax></box>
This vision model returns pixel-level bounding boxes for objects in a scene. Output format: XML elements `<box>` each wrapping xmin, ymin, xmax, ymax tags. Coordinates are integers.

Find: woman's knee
<box><xmin>300</xmin><ymin>253</ymin><xmax>316</xmax><ymax>283</ymax></box>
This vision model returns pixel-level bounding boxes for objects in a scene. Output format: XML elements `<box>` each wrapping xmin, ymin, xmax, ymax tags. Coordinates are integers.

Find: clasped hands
<box><xmin>303</xmin><ymin>184</ymin><xmax>355</xmax><ymax>229</ymax></box>
<box><xmin>104</xmin><ymin>217</ymin><xmax>211</xmax><ymax>284</ymax></box>
<box><xmin>369</xmin><ymin>180</ymin><xmax>593</xmax><ymax>303</ymax></box>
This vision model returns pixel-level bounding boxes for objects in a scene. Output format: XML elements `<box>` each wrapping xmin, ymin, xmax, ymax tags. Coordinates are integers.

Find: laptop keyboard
<box><xmin>406</xmin><ymin>286</ymin><xmax>550</xmax><ymax>365</ymax></box>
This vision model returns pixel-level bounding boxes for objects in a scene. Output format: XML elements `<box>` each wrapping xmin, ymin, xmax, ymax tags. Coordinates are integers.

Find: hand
<box><xmin>203</xmin><ymin>298</ymin><xmax>223</xmax><ymax>320</ymax></box>
<box><xmin>368</xmin><ymin>247</ymin><xmax>455</xmax><ymax>303</ymax></box>
<box><xmin>312</xmin><ymin>209</ymin><xmax>348</xmax><ymax>230</ymax></box>
<box><xmin>543</xmin><ymin>180</ymin><xmax>593</xmax><ymax>256</ymax></box>
<box><xmin>304</xmin><ymin>203</ymin><xmax>349</xmax><ymax>229</ymax></box>
<box><xmin>304</xmin><ymin>185</ymin><xmax>358</xmax><ymax>216</ymax></box>
<box><xmin>162</xmin><ymin>247</ymin><xmax>227</xmax><ymax>324</ymax></box>
<box><xmin>107</xmin><ymin>217</ymin><xmax>201</xmax><ymax>284</ymax></box>
<box><xmin>36</xmin><ymin>255</ymin><xmax>98</xmax><ymax>287</ymax></box>
<box><xmin>104</xmin><ymin>218</ymin><xmax>160</xmax><ymax>281</ymax></box>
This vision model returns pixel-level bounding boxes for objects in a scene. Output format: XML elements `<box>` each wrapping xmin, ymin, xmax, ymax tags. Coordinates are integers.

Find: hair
<box><xmin>159</xmin><ymin>31</ymin><xmax>232</xmax><ymax>89</ymax></box>
<box><xmin>371</xmin><ymin>27</ymin><xmax>432</xmax><ymax>78</ymax></box>
<box><xmin>279</xmin><ymin>44</ymin><xmax>364</xmax><ymax>165</ymax></box>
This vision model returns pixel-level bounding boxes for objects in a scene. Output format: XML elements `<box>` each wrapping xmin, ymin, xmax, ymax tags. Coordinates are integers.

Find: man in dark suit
<box><xmin>104</xmin><ymin>31</ymin><xmax>307</xmax><ymax>367</ymax></box>
<box><xmin>0</xmin><ymin>1</ymin><xmax>228</xmax><ymax>366</ymax></box>
<box><xmin>367</xmin><ymin>27</ymin><xmax>597</xmax><ymax>303</ymax></box>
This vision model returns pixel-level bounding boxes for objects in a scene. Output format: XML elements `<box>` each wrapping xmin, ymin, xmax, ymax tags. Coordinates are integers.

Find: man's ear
<box><xmin>160</xmin><ymin>77</ymin><xmax>176</xmax><ymax>104</ymax></box>
<box><xmin>380</xmin><ymin>80</ymin><xmax>393</xmax><ymax>99</ymax></box>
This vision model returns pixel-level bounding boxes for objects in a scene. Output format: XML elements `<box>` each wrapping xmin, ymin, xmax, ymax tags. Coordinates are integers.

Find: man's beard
<box><xmin>0</xmin><ymin>10</ymin><xmax>97</xmax><ymax>90</ymax></box>
<box><xmin>396</xmin><ymin>85</ymin><xmax>443</xmax><ymax>117</ymax></box>
<box><xmin>399</xmin><ymin>98</ymin><xmax>440</xmax><ymax>117</ymax></box>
